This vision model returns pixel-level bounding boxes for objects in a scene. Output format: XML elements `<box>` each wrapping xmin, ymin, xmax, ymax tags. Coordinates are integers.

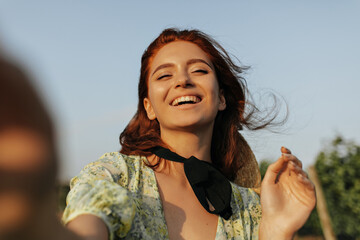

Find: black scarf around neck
<box><xmin>151</xmin><ymin>146</ymin><xmax>233</xmax><ymax>220</ymax></box>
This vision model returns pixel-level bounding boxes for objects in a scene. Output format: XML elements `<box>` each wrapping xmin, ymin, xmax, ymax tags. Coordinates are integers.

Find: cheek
<box><xmin>207</xmin><ymin>78</ymin><xmax>221</xmax><ymax>102</ymax></box>
<box><xmin>148</xmin><ymin>83</ymin><xmax>168</xmax><ymax>108</ymax></box>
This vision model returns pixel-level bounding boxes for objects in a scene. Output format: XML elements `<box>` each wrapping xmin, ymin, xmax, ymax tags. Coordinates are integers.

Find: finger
<box><xmin>262</xmin><ymin>155</ymin><xmax>287</xmax><ymax>183</ymax></box>
<box><xmin>283</xmin><ymin>153</ymin><xmax>303</xmax><ymax>168</ymax></box>
<box><xmin>296</xmin><ymin>174</ymin><xmax>317</xmax><ymax>207</ymax></box>
<box><xmin>297</xmin><ymin>174</ymin><xmax>315</xmax><ymax>191</ymax></box>
<box><xmin>288</xmin><ymin>162</ymin><xmax>314</xmax><ymax>189</ymax></box>
<box><xmin>289</xmin><ymin>161</ymin><xmax>307</xmax><ymax>177</ymax></box>
<box><xmin>281</xmin><ymin>146</ymin><xmax>292</xmax><ymax>154</ymax></box>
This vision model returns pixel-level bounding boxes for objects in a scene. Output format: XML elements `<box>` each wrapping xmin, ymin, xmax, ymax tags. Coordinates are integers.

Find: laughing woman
<box><xmin>62</xmin><ymin>28</ymin><xmax>316</xmax><ymax>240</ymax></box>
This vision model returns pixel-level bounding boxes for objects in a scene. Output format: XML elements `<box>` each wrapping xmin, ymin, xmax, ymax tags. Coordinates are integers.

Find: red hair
<box><xmin>120</xmin><ymin>28</ymin><xmax>281</xmax><ymax>187</ymax></box>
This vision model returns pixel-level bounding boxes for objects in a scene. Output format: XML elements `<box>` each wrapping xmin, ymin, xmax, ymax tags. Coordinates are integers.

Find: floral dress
<box><xmin>62</xmin><ymin>152</ymin><xmax>262</xmax><ymax>240</ymax></box>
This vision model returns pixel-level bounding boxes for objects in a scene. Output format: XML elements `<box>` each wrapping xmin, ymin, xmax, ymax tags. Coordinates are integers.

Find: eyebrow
<box><xmin>187</xmin><ymin>59</ymin><xmax>213</xmax><ymax>69</ymax></box>
<box><xmin>151</xmin><ymin>58</ymin><xmax>213</xmax><ymax>77</ymax></box>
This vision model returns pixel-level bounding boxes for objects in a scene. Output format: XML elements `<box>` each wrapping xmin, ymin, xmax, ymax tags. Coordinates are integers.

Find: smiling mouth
<box><xmin>171</xmin><ymin>95</ymin><xmax>202</xmax><ymax>106</ymax></box>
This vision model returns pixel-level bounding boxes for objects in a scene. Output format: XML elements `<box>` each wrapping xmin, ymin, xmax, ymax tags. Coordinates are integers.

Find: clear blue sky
<box><xmin>1</xmin><ymin>1</ymin><xmax>359</xmax><ymax>181</ymax></box>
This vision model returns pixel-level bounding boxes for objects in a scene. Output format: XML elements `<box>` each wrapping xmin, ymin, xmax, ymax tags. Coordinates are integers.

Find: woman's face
<box><xmin>144</xmin><ymin>41</ymin><xmax>226</xmax><ymax>132</ymax></box>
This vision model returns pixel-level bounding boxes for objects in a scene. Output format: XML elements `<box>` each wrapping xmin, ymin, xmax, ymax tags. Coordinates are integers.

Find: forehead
<box><xmin>150</xmin><ymin>41</ymin><xmax>212</xmax><ymax>71</ymax></box>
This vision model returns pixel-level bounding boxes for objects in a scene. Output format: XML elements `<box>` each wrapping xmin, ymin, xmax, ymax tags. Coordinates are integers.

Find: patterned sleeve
<box><xmin>62</xmin><ymin>153</ymin><xmax>136</xmax><ymax>240</ymax></box>
<box><xmin>245</xmin><ymin>188</ymin><xmax>262</xmax><ymax>239</ymax></box>
<box><xmin>229</xmin><ymin>185</ymin><xmax>262</xmax><ymax>240</ymax></box>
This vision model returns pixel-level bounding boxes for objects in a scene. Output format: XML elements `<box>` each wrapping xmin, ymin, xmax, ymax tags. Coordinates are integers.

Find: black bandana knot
<box><xmin>151</xmin><ymin>146</ymin><xmax>233</xmax><ymax>220</ymax></box>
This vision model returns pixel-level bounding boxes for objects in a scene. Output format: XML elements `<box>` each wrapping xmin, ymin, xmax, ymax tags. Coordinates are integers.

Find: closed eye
<box><xmin>157</xmin><ymin>74</ymin><xmax>172</xmax><ymax>80</ymax></box>
<box><xmin>192</xmin><ymin>69</ymin><xmax>208</xmax><ymax>74</ymax></box>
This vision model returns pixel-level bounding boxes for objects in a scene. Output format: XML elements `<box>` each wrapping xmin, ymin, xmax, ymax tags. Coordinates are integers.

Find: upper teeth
<box><xmin>172</xmin><ymin>96</ymin><xmax>200</xmax><ymax>106</ymax></box>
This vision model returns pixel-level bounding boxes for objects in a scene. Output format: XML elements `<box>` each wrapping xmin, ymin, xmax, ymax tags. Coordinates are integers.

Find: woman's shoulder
<box><xmin>71</xmin><ymin>152</ymin><xmax>146</xmax><ymax>188</ymax></box>
<box><xmin>96</xmin><ymin>151</ymin><xmax>143</xmax><ymax>165</ymax></box>
<box><xmin>96</xmin><ymin>152</ymin><xmax>144</xmax><ymax>171</ymax></box>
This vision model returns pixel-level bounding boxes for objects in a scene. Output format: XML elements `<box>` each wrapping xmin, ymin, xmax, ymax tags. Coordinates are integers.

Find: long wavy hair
<box><xmin>120</xmin><ymin>28</ymin><xmax>282</xmax><ymax>188</ymax></box>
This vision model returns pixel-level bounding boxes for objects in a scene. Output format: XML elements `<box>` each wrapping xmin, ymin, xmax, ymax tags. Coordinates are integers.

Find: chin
<box><xmin>171</xmin><ymin>118</ymin><xmax>215</xmax><ymax>132</ymax></box>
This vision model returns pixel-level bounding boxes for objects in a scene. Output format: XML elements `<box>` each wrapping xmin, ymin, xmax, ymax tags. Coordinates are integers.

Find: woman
<box><xmin>63</xmin><ymin>28</ymin><xmax>316</xmax><ymax>240</ymax></box>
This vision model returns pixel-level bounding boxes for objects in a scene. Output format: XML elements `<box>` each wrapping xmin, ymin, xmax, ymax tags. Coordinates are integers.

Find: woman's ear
<box><xmin>218</xmin><ymin>90</ymin><xmax>226</xmax><ymax>111</ymax></box>
<box><xmin>143</xmin><ymin>98</ymin><xmax>156</xmax><ymax>120</ymax></box>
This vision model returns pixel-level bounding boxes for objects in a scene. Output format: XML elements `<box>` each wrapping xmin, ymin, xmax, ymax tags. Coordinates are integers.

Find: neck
<box><xmin>160</xmin><ymin>125</ymin><xmax>213</xmax><ymax>163</ymax></box>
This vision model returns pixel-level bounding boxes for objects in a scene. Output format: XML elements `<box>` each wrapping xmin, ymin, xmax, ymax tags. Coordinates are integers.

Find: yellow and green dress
<box><xmin>62</xmin><ymin>152</ymin><xmax>262</xmax><ymax>240</ymax></box>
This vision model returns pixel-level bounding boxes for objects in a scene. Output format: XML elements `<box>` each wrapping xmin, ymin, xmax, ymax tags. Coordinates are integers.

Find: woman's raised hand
<box><xmin>259</xmin><ymin>147</ymin><xmax>316</xmax><ymax>240</ymax></box>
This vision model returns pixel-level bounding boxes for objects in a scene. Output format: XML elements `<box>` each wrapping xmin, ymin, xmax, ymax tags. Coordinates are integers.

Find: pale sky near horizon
<box><xmin>0</xmin><ymin>1</ymin><xmax>359</xmax><ymax>181</ymax></box>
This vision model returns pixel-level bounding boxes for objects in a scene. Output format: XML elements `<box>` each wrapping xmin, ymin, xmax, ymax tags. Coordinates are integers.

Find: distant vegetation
<box><xmin>314</xmin><ymin>136</ymin><xmax>360</xmax><ymax>239</ymax></box>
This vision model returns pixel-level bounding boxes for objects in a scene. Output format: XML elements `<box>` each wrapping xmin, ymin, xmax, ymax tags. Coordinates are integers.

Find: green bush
<box><xmin>315</xmin><ymin>136</ymin><xmax>360</xmax><ymax>239</ymax></box>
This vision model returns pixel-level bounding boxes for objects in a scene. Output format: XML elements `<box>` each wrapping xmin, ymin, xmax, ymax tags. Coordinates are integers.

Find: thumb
<box><xmin>262</xmin><ymin>155</ymin><xmax>288</xmax><ymax>184</ymax></box>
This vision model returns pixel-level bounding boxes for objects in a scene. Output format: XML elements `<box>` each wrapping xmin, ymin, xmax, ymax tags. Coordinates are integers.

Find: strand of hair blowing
<box><xmin>120</xmin><ymin>28</ymin><xmax>284</xmax><ymax>188</ymax></box>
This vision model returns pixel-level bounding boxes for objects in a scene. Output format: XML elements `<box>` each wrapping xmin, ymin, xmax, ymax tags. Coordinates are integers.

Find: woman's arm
<box><xmin>67</xmin><ymin>214</ymin><xmax>109</xmax><ymax>240</ymax></box>
<box><xmin>259</xmin><ymin>147</ymin><xmax>316</xmax><ymax>240</ymax></box>
<box><xmin>62</xmin><ymin>154</ymin><xmax>137</xmax><ymax>240</ymax></box>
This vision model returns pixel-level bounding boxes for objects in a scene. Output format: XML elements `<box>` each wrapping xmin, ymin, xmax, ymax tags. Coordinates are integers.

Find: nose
<box><xmin>175</xmin><ymin>71</ymin><xmax>194</xmax><ymax>88</ymax></box>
